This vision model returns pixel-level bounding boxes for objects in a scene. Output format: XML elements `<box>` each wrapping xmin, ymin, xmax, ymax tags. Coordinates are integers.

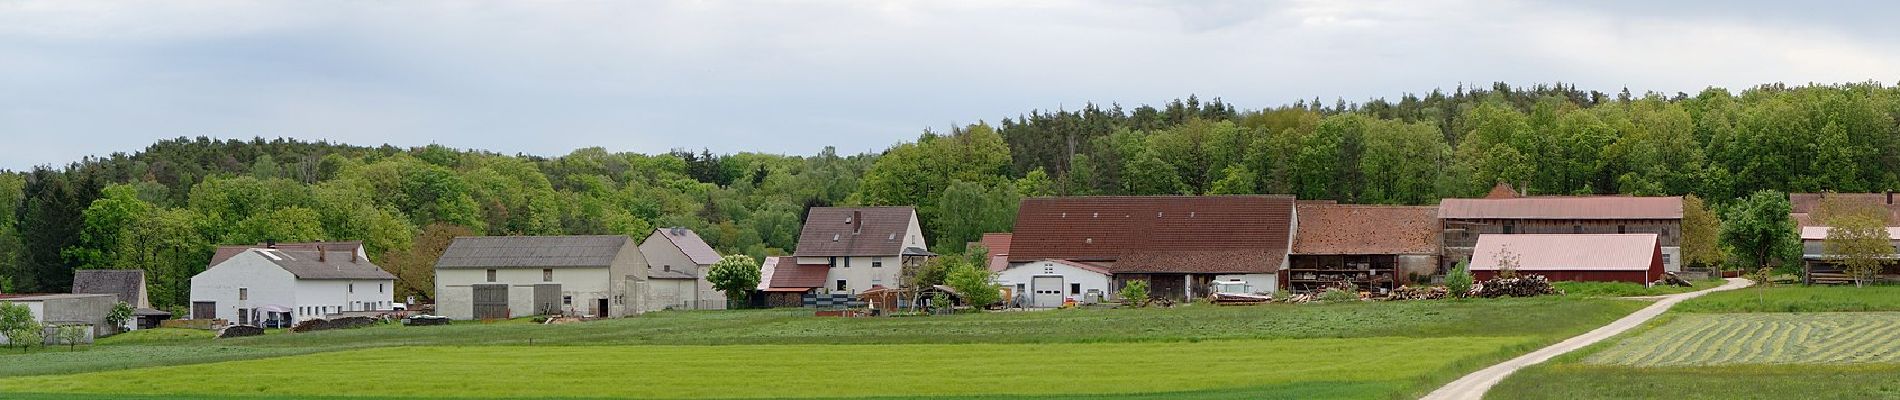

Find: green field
<box><xmin>0</xmin><ymin>338</ymin><xmax>1533</xmax><ymax>399</ymax></box>
<box><xmin>1490</xmin><ymin>286</ymin><xmax>1900</xmax><ymax>399</ymax></box>
<box><xmin>1554</xmin><ymin>279</ymin><xmax>1726</xmax><ymax>298</ymax></box>
<box><xmin>1675</xmin><ymin>285</ymin><xmax>1900</xmax><ymax>313</ymax></box>
<box><xmin>0</xmin><ymin>298</ymin><xmax>1645</xmax><ymax>399</ymax></box>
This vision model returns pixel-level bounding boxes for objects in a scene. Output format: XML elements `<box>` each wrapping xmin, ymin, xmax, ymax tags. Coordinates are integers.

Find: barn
<box><xmin>1007</xmin><ymin>195</ymin><xmax>1296</xmax><ymax>302</ymax></box>
<box><xmin>433</xmin><ymin>235</ymin><xmax>650</xmax><ymax>320</ymax></box>
<box><xmin>1468</xmin><ymin>234</ymin><xmax>1663</xmax><ymax>283</ymax></box>
<box><xmin>993</xmin><ymin>259</ymin><xmax>1113</xmax><ymax>308</ymax></box>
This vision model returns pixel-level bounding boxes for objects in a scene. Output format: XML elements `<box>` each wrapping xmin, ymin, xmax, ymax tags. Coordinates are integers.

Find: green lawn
<box><xmin>1489</xmin><ymin>363</ymin><xmax>1900</xmax><ymax>400</ymax></box>
<box><xmin>1554</xmin><ymin>279</ymin><xmax>1725</xmax><ymax>298</ymax></box>
<box><xmin>1583</xmin><ymin>312</ymin><xmax>1900</xmax><ymax>366</ymax></box>
<box><xmin>1675</xmin><ymin>285</ymin><xmax>1900</xmax><ymax>312</ymax></box>
<box><xmin>0</xmin><ymin>297</ymin><xmax>1646</xmax><ymax>399</ymax></box>
<box><xmin>0</xmin><ymin>337</ymin><xmax>1535</xmax><ymax>399</ymax></box>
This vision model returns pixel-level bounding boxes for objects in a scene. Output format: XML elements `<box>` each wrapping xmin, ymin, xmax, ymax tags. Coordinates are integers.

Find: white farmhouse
<box><xmin>189</xmin><ymin>244</ymin><xmax>396</xmax><ymax>327</ymax></box>
<box><xmin>638</xmin><ymin>228</ymin><xmax>725</xmax><ymax>310</ymax></box>
<box><xmin>994</xmin><ymin>259</ymin><xmax>1114</xmax><ymax>308</ymax></box>
<box><xmin>433</xmin><ymin>235</ymin><xmax>649</xmax><ymax>320</ymax></box>
<box><xmin>776</xmin><ymin>207</ymin><xmax>933</xmax><ymax>295</ymax></box>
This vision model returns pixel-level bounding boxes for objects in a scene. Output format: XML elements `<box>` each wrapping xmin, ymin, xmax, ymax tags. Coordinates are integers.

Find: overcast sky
<box><xmin>2</xmin><ymin>0</ymin><xmax>1897</xmax><ymax>170</ymax></box>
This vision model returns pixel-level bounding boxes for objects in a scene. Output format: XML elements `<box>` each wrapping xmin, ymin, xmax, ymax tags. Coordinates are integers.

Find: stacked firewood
<box><xmin>1653</xmin><ymin>272</ymin><xmax>1695</xmax><ymax>287</ymax></box>
<box><xmin>1211</xmin><ymin>292</ymin><xmax>1273</xmax><ymax>305</ymax></box>
<box><xmin>1385</xmin><ymin>285</ymin><xmax>1448</xmax><ymax>300</ymax></box>
<box><xmin>1468</xmin><ymin>275</ymin><xmax>1563</xmax><ymax>298</ymax></box>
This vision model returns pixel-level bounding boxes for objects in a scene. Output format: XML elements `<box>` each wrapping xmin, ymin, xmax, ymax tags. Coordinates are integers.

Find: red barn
<box><xmin>1468</xmin><ymin>234</ymin><xmax>1663</xmax><ymax>283</ymax></box>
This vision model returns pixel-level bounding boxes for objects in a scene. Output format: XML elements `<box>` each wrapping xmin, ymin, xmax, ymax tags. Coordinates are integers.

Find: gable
<box><xmin>793</xmin><ymin>207</ymin><xmax>917</xmax><ymax>257</ymax></box>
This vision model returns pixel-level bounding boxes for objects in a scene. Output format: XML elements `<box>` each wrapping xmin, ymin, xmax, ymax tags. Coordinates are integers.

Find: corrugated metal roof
<box><xmin>1469</xmin><ymin>234</ymin><xmax>1657</xmax><ymax>271</ymax></box>
<box><xmin>1007</xmin><ymin>196</ymin><xmax>1295</xmax><ymax>274</ymax></box>
<box><xmin>435</xmin><ymin>235</ymin><xmax>631</xmax><ymax>269</ymax></box>
<box><xmin>1438</xmin><ymin>196</ymin><xmax>1682</xmax><ymax>220</ymax></box>
<box><xmin>1292</xmin><ymin>204</ymin><xmax>1439</xmax><ymax>255</ymax></box>
<box><xmin>793</xmin><ymin>207</ymin><xmax>916</xmax><ymax>257</ymax></box>
<box><xmin>653</xmin><ymin>228</ymin><xmax>722</xmax><ymax>265</ymax></box>
<box><xmin>1799</xmin><ymin>226</ymin><xmax>1900</xmax><ymax>241</ymax></box>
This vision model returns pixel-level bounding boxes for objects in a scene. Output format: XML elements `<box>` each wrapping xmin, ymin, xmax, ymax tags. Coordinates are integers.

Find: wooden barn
<box><xmin>1287</xmin><ymin>203</ymin><xmax>1440</xmax><ymax>293</ymax></box>
<box><xmin>1468</xmin><ymin>234</ymin><xmax>1663</xmax><ymax>283</ymax></box>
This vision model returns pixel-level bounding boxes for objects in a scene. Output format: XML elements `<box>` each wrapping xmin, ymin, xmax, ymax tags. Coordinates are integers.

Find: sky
<box><xmin>2</xmin><ymin>0</ymin><xmax>1898</xmax><ymax>170</ymax></box>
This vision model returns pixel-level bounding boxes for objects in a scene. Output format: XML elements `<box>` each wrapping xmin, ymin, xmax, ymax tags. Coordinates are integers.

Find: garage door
<box><xmin>1032</xmin><ymin>276</ymin><xmax>1064</xmax><ymax>308</ymax></box>
<box><xmin>472</xmin><ymin>284</ymin><xmax>510</xmax><ymax>319</ymax></box>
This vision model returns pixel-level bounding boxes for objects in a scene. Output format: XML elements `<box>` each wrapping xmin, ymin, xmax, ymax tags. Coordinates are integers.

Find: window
<box><xmin>872</xmin><ymin>261</ymin><xmax>883</xmax><ymax>268</ymax></box>
<box><xmin>543</xmin><ymin>269</ymin><xmax>553</xmax><ymax>282</ymax></box>
<box><xmin>379</xmin><ymin>283</ymin><xmax>384</xmax><ymax>293</ymax></box>
<box><xmin>563</xmin><ymin>296</ymin><xmax>573</xmax><ymax>305</ymax></box>
<box><xmin>836</xmin><ymin>280</ymin><xmax>848</xmax><ymax>291</ymax></box>
<box><xmin>663</xmin><ymin>265</ymin><xmax>672</xmax><ymax>272</ymax></box>
<box><xmin>1573</xmin><ymin>225</ymin><xmax>1582</xmax><ymax>234</ymax></box>
<box><xmin>829</xmin><ymin>257</ymin><xmax>838</xmax><ymax>267</ymax></box>
<box><xmin>486</xmin><ymin>269</ymin><xmax>497</xmax><ymax>282</ymax></box>
<box><xmin>1071</xmin><ymin>283</ymin><xmax>1081</xmax><ymax>295</ymax></box>
<box><xmin>348</xmin><ymin>283</ymin><xmax>354</xmax><ymax>293</ymax></box>
<box><xmin>238</xmin><ymin>288</ymin><xmax>248</xmax><ymax>300</ymax></box>
<box><xmin>1662</xmin><ymin>253</ymin><xmax>1673</xmax><ymax>265</ymax></box>
<box><xmin>1618</xmin><ymin>225</ymin><xmax>1627</xmax><ymax>234</ymax></box>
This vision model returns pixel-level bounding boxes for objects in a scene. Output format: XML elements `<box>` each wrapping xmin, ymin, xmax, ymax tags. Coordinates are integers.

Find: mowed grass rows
<box><xmin>1584</xmin><ymin>312</ymin><xmax>1900</xmax><ymax>366</ymax></box>
<box><xmin>0</xmin><ymin>338</ymin><xmax>1535</xmax><ymax>399</ymax></box>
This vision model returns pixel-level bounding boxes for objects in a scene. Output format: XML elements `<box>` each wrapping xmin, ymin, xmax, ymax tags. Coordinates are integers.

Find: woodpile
<box><xmin>1386</xmin><ymin>285</ymin><xmax>1448</xmax><ymax>300</ymax></box>
<box><xmin>1468</xmin><ymin>275</ymin><xmax>1563</xmax><ymax>298</ymax></box>
<box><xmin>1653</xmin><ymin>272</ymin><xmax>1695</xmax><ymax>287</ymax></box>
<box><xmin>216</xmin><ymin>325</ymin><xmax>264</xmax><ymax>339</ymax></box>
<box><xmin>1211</xmin><ymin>293</ymin><xmax>1273</xmax><ymax>306</ymax></box>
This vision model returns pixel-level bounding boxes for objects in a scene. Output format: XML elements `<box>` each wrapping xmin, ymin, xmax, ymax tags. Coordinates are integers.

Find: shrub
<box><xmin>1121</xmin><ymin>280</ymin><xmax>1149</xmax><ymax>307</ymax></box>
<box><xmin>1445</xmin><ymin>261</ymin><xmax>1474</xmax><ymax>298</ymax></box>
<box><xmin>945</xmin><ymin>261</ymin><xmax>1001</xmax><ymax>309</ymax></box>
<box><xmin>106</xmin><ymin>302</ymin><xmax>133</xmax><ymax>331</ymax></box>
<box><xmin>1320</xmin><ymin>288</ymin><xmax>1359</xmax><ymax>302</ymax></box>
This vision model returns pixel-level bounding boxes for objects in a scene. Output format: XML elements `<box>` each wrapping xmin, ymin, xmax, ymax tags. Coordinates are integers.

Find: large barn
<box><xmin>1006</xmin><ymin>195</ymin><xmax>1296</xmax><ymax>302</ymax></box>
<box><xmin>1468</xmin><ymin>234</ymin><xmax>1663</xmax><ymax>283</ymax></box>
<box><xmin>434</xmin><ymin>235</ymin><xmax>650</xmax><ymax>319</ymax></box>
<box><xmin>1440</xmin><ymin>186</ymin><xmax>1684</xmax><ymax>273</ymax></box>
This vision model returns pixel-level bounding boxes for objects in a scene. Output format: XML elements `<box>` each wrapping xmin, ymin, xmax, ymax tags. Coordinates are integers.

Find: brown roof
<box><xmin>1470</xmin><ymin>234</ymin><xmax>1657</xmax><ymax>271</ymax></box>
<box><xmin>211</xmin><ymin>241</ymin><xmax>363</xmax><ymax>267</ymax></box>
<box><xmin>650</xmin><ymin>227</ymin><xmax>722</xmax><ymax>265</ymax></box>
<box><xmin>1007</xmin><ymin>196</ymin><xmax>1295</xmax><ymax>274</ymax></box>
<box><xmin>1438</xmin><ymin>196</ymin><xmax>1682</xmax><ymax>220</ymax></box>
<box><xmin>71</xmin><ymin>270</ymin><xmax>147</xmax><ymax>308</ymax></box>
<box><xmin>1788</xmin><ymin>193</ymin><xmax>1900</xmax><ymax>226</ymax></box>
<box><xmin>793</xmin><ymin>207</ymin><xmax>917</xmax><ymax>257</ymax></box>
<box><xmin>767</xmin><ymin>263</ymin><xmax>829</xmax><ymax>289</ymax></box>
<box><xmin>971</xmin><ymin>233</ymin><xmax>1012</xmax><ymax>256</ymax></box>
<box><xmin>1484</xmin><ymin>182</ymin><xmax>1522</xmax><ymax>199</ymax></box>
<box><xmin>1292</xmin><ymin>204</ymin><xmax>1439</xmax><ymax>255</ymax></box>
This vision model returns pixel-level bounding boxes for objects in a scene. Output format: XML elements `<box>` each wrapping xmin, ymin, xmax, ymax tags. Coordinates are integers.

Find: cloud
<box><xmin>1</xmin><ymin>0</ymin><xmax>1895</xmax><ymax>170</ymax></box>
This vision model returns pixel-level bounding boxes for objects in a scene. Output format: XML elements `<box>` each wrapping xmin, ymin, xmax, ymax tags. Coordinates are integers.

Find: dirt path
<box><xmin>1419</xmin><ymin>278</ymin><xmax>1753</xmax><ymax>400</ymax></box>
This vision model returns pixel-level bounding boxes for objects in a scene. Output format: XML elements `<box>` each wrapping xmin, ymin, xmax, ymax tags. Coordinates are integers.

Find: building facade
<box><xmin>1440</xmin><ymin>189</ymin><xmax>1683</xmax><ymax>273</ymax></box>
<box><xmin>190</xmin><ymin>245</ymin><xmax>396</xmax><ymax>326</ymax></box>
<box><xmin>434</xmin><ymin>235</ymin><xmax>649</xmax><ymax>320</ymax></box>
<box><xmin>639</xmin><ymin>228</ymin><xmax>726</xmax><ymax>310</ymax></box>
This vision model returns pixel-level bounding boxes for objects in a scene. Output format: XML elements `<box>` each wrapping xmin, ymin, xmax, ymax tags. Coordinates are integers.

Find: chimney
<box><xmin>318</xmin><ymin>245</ymin><xmax>327</xmax><ymax>262</ymax></box>
<box><xmin>351</xmin><ymin>249</ymin><xmax>358</xmax><ymax>263</ymax></box>
<box><xmin>852</xmin><ymin>211</ymin><xmax>863</xmax><ymax>235</ymax></box>
<box><xmin>265</xmin><ymin>239</ymin><xmax>277</xmax><ymax>249</ymax></box>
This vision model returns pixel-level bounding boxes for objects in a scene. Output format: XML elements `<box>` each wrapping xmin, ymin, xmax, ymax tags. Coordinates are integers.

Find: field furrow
<box><xmin>1584</xmin><ymin>312</ymin><xmax>1900</xmax><ymax>366</ymax></box>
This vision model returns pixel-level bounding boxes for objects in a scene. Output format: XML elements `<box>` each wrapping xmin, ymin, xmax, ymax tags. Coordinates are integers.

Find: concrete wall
<box><xmin>190</xmin><ymin>250</ymin><xmax>298</xmax><ymax>323</ymax></box>
<box><xmin>995</xmin><ymin>261</ymin><xmax>1113</xmax><ymax>305</ymax></box>
<box><xmin>435</xmin><ymin>240</ymin><xmax>649</xmax><ymax>319</ymax></box>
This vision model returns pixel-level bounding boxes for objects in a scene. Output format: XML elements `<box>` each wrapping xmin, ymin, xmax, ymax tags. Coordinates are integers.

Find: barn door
<box><xmin>472</xmin><ymin>284</ymin><xmax>510</xmax><ymax>319</ymax></box>
<box><xmin>532</xmin><ymin>284</ymin><xmax>561</xmax><ymax>315</ymax></box>
<box><xmin>192</xmin><ymin>301</ymin><xmax>216</xmax><ymax>320</ymax></box>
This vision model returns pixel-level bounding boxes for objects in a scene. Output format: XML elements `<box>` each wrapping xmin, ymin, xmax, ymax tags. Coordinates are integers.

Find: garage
<box><xmin>995</xmin><ymin>259</ymin><xmax>1113</xmax><ymax>308</ymax></box>
<box><xmin>1031</xmin><ymin>276</ymin><xmax>1064</xmax><ymax>308</ymax></box>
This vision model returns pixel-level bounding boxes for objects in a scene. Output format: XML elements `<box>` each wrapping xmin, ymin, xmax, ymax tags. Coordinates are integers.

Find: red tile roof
<box><xmin>1470</xmin><ymin>234</ymin><xmax>1657</xmax><ymax>271</ymax></box>
<box><xmin>1007</xmin><ymin>196</ymin><xmax>1295</xmax><ymax>274</ymax></box>
<box><xmin>1292</xmin><ymin>204</ymin><xmax>1439</xmax><ymax>255</ymax></box>
<box><xmin>1438</xmin><ymin>196</ymin><xmax>1682</xmax><ymax>220</ymax></box>
<box><xmin>972</xmin><ymin>233</ymin><xmax>1012</xmax><ymax>256</ymax></box>
<box><xmin>766</xmin><ymin>263</ymin><xmax>830</xmax><ymax>289</ymax></box>
<box><xmin>793</xmin><ymin>207</ymin><xmax>917</xmax><ymax>257</ymax></box>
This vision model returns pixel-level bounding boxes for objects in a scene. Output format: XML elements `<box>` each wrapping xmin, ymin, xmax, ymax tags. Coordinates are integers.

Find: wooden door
<box><xmin>472</xmin><ymin>284</ymin><xmax>510</xmax><ymax>319</ymax></box>
<box><xmin>192</xmin><ymin>301</ymin><xmax>215</xmax><ymax>320</ymax></box>
<box><xmin>595</xmin><ymin>298</ymin><xmax>608</xmax><ymax>318</ymax></box>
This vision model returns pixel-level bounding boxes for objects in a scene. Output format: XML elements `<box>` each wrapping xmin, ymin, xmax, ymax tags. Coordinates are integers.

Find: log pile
<box><xmin>1468</xmin><ymin>275</ymin><xmax>1563</xmax><ymax>298</ymax></box>
<box><xmin>1386</xmin><ymin>285</ymin><xmax>1448</xmax><ymax>300</ymax></box>
<box><xmin>1653</xmin><ymin>272</ymin><xmax>1695</xmax><ymax>287</ymax></box>
<box><xmin>216</xmin><ymin>325</ymin><xmax>264</xmax><ymax>339</ymax></box>
<box><xmin>1211</xmin><ymin>293</ymin><xmax>1273</xmax><ymax>306</ymax></box>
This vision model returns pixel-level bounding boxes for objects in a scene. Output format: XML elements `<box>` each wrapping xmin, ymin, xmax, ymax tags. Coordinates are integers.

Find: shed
<box><xmin>1288</xmin><ymin>204</ymin><xmax>1440</xmax><ymax>292</ymax></box>
<box><xmin>1797</xmin><ymin>226</ymin><xmax>1900</xmax><ymax>284</ymax></box>
<box><xmin>1469</xmin><ymin>234</ymin><xmax>1662</xmax><ymax>283</ymax></box>
<box><xmin>0</xmin><ymin>293</ymin><xmax>116</xmax><ymax>343</ymax></box>
<box><xmin>994</xmin><ymin>259</ymin><xmax>1113</xmax><ymax>308</ymax></box>
<box><xmin>72</xmin><ymin>270</ymin><xmax>170</xmax><ymax>329</ymax></box>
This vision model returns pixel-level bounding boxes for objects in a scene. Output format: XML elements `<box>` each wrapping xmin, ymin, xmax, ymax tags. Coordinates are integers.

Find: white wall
<box><xmin>994</xmin><ymin>261</ymin><xmax>1113</xmax><ymax>306</ymax></box>
<box><xmin>1213</xmin><ymin>273</ymin><xmax>1278</xmax><ymax>295</ymax></box>
<box><xmin>190</xmin><ymin>251</ymin><xmax>298</xmax><ymax>323</ymax></box>
<box><xmin>638</xmin><ymin>232</ymin><xmax>723</xmax><ymax>310</ymax></box>
<box><xmin>436</xmin><ymin>266</ymin><xmax>613</xmax><ymax>319</ymax></box>
<box><xmin>293</xmin><ymin>279</ymin><xmax>395</xmax><ymax>320</ymax></box>
<box><xmin>1662</xmin><ymin>246</ymin><xmax>1682</xmax><ymax>272</ymax></box>
<box><xmin>823</xmin><ymin>255</ymin><xmax>903</xmax><ymax>293</ymax></box>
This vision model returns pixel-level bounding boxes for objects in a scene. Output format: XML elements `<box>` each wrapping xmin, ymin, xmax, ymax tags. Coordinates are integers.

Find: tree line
<box><xmin>4</xmin><ymin>81</ymin><xmax>1899</xmax><ymax>313</ymax></box>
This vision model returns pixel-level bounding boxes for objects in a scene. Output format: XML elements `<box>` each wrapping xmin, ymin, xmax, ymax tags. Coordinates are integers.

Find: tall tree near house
<box><xmin>1720</xmin><ymin>190</ymin><xmax>1801</xmax><ymax>272</ymax></box>
<box><xmin>705</xmin><ymin>255</ymin><xmax>760</xmax><ymax>309</ymax></box>
<box><xmin>1823</xmin><ymin>214</ymin><xmax>1890</xmax><ymax>288</ymax></box>
<box><xmin>378</xmin><ymin>223</ymin><xmax>474</xmax><ymax>302</ymax></box>
<box><xmin>1679</xmin><ymin>194</ymin><xmax>1725</xmax><ymax>271</ymax></box>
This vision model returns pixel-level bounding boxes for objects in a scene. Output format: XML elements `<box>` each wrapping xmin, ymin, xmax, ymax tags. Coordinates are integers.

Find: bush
<box><xmin>1121</xmin><ymin>280</ymin><xmax>1149</xmax><ymax>307</ymax></box>
<box><xmin>945</xmin><ymin>261</ymin><xmax>1001</xmax><ymax>308</ymax></box>
<box><xmin>1320</xmin><ymin>288</ymin><xmax>1359</xmax><ymax>302</ymax></box>
<box><xmin>1445</xmin><ymin>261</ymin><xmax>1474</xmax><ymax>298</ymax></box>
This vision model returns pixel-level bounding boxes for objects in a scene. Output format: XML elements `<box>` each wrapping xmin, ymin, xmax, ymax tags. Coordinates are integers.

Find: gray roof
<box><xmin>258</xmin><ymin>249</ymin><xmax>396</xmax><ymax>280</ymax></box>
<box><xmin>653</xmin><ymin>228</ymin><xmax>722</xmax><ymax>265</ymax></box>
<box><xmin>72</xmin><ymin>269</ymin><xmax>146</xmax><ymax>307</ymax></box>
<box><xmin>649</xmin><ymin>269</ymin><xmax>697</xmax><ymax>279</ymax></box>
<box><xmin>436</xmin><ymin>235</ymin><xmax>632</xmax><ymax>269</ymax></box>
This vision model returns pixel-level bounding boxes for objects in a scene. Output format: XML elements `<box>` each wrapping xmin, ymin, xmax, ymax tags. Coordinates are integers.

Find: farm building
<box><xmin>1797</xmin><ymin>226</ymin><xmax>1900</xmax><ymax>285</ymax></box>
<box><xmin>1288</xmin><ymin>203</ymin><xmax>1440</xmax><ymax>293</ymax></box>
<box><xmin>1440</xmin><ymin>185</ymin><xmax>1683</xmax><ymax>273</ymax></box>
<box><xmin>1007</xmin><ymin>196</ymin><xmax>1296</xmax><ymax>302</ymax></box>
<box><xmin>971</xmin><ymin>233</ymin><xmax>1013</xmax><ymax>272</ymax></box>
<box><xmin>785</xmin><ymin>207</ymin><xmax>933</xmax><ymax>294</ymax></box>
<box><xmin>434</xmin><ymin>235</ymin><xmax>650</xmax><ymax>319</ymax></box>
<box><xmin>1789</xmin><ymin>192</ymin><xmax>1900</xmax><ymax>227</ymax></box>
<box><xmin>0</xmin><ymin>293</ymin><xmax>116</xmax><ymax>344</ymax></box>
<box><xmin>639</xmin><ymin>227</ymin><xmax>725</xmax><ymax>310</ymax></box>
<box><xmin>71</xmin><ymin>269</ymin><xmax>171</xmax><ymax>329</ymax></box>
<box><xmin>191</xmin><ymin>244</ymin><xmax>396</xmax><ymax>327</ymax></box>
<box><xmin>993</xmin><ymin>259</ymin><xmax>1112</xmax><ymax>308</ymax></box>
<box><xmin>1468</xmin><ymin>234</ymin><xmax>1663</xmax><ymax>283</ymax></box>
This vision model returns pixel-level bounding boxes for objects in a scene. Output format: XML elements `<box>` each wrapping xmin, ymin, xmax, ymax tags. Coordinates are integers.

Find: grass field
<box><xmin>1554</xmin><ymin>279</ymin><xmax>1725</xmax><ymax>298</ymax></box>
<box><xmin>1675</xmin><ymin>285</ymin><xmax>1900</xmax><ymax>312</ymax></box>
<box><xmin>0</xmin><ymin>297</ymin><xmax>1646</xmax><ymax>399</ymax></box>
<box><xmin>0</xmin><ymin>337</ymin><xmax>1536</xmax><ymax>399</ymax></box>
<box><xmin>1490</xmin><ymin>286</ymin><xmax>1900</xmax><ymax>399</ymax></box>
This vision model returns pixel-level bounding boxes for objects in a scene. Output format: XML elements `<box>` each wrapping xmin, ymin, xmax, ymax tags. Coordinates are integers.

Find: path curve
<box><xmin>1419</xmin><ymin>278</ymin><xmax>1753</xmax><ymax>400</ymax></box>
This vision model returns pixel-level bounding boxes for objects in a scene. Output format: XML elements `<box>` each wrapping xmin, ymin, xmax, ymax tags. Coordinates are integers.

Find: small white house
<box><xmin>190</xmin><ymin>244</ymin><xmax>396</xmax><ymax>326</ymax></box>
<box><xmin>638</xmin><ymin>227</ymin><xmax>725</xmax><ymax>310</ymax></box>
<box><xmin>995</xmin><ymin>259</ymin><xmax>1113</xmax><ymax>308</ymax></box>
<box><xmin>433</xmin><ymin>235</ymin><xmax>650</xmax><ymax>320</ymax></box>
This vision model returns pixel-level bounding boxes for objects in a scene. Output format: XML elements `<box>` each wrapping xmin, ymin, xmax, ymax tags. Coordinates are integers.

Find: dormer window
<box><xmin>887</xmin><ymin>233</ymin><xmax>896</xmax><ymax>241</ymax></box>
<box><xmin>832</xmin><ymin>234</ymin><xmax>840</xmax><ymax>242</ymax></box>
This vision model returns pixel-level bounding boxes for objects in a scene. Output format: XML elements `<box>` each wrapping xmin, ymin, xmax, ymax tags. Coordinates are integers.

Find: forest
<box><xmin>3</xmin><ymin>81</ymin><xmax>1897</xmax><ymax>314</ymax></box>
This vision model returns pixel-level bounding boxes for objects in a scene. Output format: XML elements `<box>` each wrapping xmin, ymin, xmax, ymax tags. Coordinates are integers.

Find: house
<box><xmin>1440</xmin><ymin>185</ymin><xmax>1683</xmax><ymax>273</ymax></box>
<box><xmin>433</xmin><ymin>235</ymin><xmax>649</xmax><ymax>320</ymax></box>
<box><xmin>71</xmin><ymin>269</ymin><xmax>171</xmax><ymax>329</ymax></box>
<box><xmin>1007</xmin><ymin>195</ymin><xmax>1297</xmax><ymax>302</ymax></box>
<box><xmin>190</xmin><ymin>244</ymin><xmax>396</xmax><ymax>327</ymax></box>
<box><xmin>785</xmin><ymin>207</ymin><xmax>933</xmax><ymax>294</ymax></box>
<box><xmin>1288</xmin><ymin>203</ymin><xmax>1440</xmax><ymax>293</ymax></box>
<box><xmin>0</xmin><ymin>293</ymin><xmax>116</xmax><ymax>344</ymax></box>
<box><xmin>638</xmin><ymin>227</ymin><xmax>725</xmax><ymax>310</ymax></box>
<box><xmin>1469</xmin><ymin>234</ymin><xmax>1663</xmax><ymax>283</ymax></box>
<box><xmin>994</xmin><ymin>259</ymin><xmax>1112</xmax><ymax>308</ymax></box>
<box><xmin>1798</xmin><ymin>226</ymin><xmax>1900</xmax><ymax>284</ymax></box>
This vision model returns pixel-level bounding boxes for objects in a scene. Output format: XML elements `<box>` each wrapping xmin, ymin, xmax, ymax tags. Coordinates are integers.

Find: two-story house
<box><xmin>769</xmin><ymin>207</ymin><xmax>931</xmax><ymax>295</ymax></box>
<box><xmin>190</xmin><ymin>242</ymin><xmax>395</xmax><ymax>327</ymax></box>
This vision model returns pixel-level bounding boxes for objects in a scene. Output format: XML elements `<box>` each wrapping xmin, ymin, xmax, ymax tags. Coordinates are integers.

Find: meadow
<box><xmin>0</xmin><ymin>297</ymin><xmax>1645</xmax><ymax>399</ymax></box>
<box><xmin>1553</xmin><ymin>278</ymin><xmax>1727</xmax><ymax>298</ymax></box>
<box><xmin>1673</xmin><ymin>285</ymin><xmax>1900</xmax><ymax>313</ymax></box>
